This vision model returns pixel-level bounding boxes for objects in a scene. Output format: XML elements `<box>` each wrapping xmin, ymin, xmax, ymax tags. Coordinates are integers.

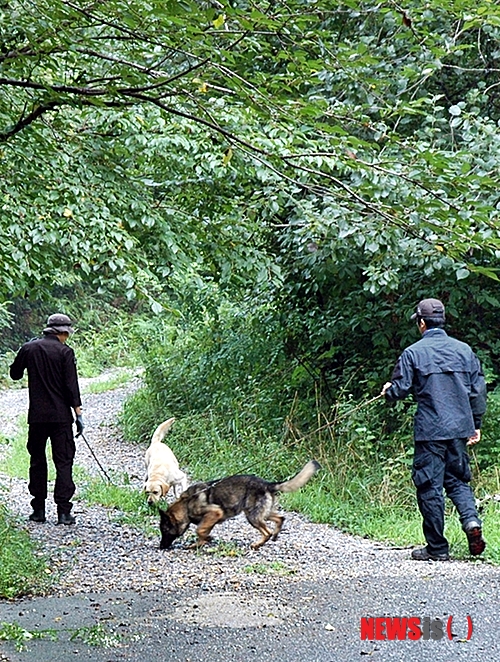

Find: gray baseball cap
<box><xmin>43</xmin><ymin>313</ymin><xmax>75</xmax><ymax>335</ymax></box>
<box><xmin>410</xmin><ymin>298</ymin><xmax>445</xmax><ymax>321</ymax></box>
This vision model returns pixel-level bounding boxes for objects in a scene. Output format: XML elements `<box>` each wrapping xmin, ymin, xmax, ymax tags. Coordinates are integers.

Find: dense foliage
<box><xmin>2</xmin><ymin>0</ymin><xmax>500</xmax><ymax>455</ymax></box>
<box><xmin>1</xmin><ymin>1</ymin><xmax>500</xmax><ymax>356</ymax></box>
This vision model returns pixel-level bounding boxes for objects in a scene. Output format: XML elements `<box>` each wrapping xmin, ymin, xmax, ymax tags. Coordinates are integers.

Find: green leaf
<box><xmin>456</xmin><ymin>268</ymin><xmax>470</xmax><ymax>280</ymax></box>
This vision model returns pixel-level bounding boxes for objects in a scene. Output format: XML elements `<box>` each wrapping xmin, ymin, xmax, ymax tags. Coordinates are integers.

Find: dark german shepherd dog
<box><xmin>159</xmin><ymin>460</ymin><xmax>321</xmax><ymax>550</ymax></box>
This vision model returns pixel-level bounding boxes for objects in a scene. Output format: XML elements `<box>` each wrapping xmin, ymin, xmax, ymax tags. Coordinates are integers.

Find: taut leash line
<box><xmin>295</xmin><ymin>393</ymin><xmax>385</xmax><ymax>442</ymax></box>
<box><xmin>78</xmin><ymin>431</ymin><xmax>113</xmax><ymax>483</ymax></box>
<box><xmin>190</xmin><ymin>393</ymin><xmax>385</xmax><ymax>492</ymax></box>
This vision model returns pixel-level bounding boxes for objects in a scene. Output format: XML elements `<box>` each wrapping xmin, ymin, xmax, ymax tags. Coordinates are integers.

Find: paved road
<box><xmin>1</xmin><ymin>558</ymin><xmax>499</xmax><ymax>661</ymax></box>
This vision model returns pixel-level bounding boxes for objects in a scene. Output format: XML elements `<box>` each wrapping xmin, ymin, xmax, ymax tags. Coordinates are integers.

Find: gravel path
<box><xmin>0</xmin><ymin>375</ymin><xmax>500</xmax><ymax>661</ymax></box>
<box><xmin>0</xmin><ymin>373</ymin><xmax>407</xmax><ymax>596</ymax></box>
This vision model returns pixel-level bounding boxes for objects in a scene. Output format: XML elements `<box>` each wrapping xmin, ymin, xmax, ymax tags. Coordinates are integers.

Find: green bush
<box><xmin>1</xmin><ymin>294</ymin><xmax>148</xmax><ymax>380</ymax></box>
<box><xmin>121</xmin><ymin>299</ymin><xmax>300</xmax><ymax>448</ymax></box>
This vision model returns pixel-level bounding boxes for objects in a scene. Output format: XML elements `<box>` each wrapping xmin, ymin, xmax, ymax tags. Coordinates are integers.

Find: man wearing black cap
<box><xmin>381</xmin><ymin>298</ymin><xmax>487</xmax><ymax>561</ymax></box>
<box><xmin>10</xmin><ymin>314</ymin><xmax>84</xmax><ymax>525</ymax></box>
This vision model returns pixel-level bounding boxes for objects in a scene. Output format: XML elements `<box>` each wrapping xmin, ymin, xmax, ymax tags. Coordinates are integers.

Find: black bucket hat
<box><xmin>43</xmin><ymin>313</ymin><xmax>75</xmax><ymax>335</ymax></box>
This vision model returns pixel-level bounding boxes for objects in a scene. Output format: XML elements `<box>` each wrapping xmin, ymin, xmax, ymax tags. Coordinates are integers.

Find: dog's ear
<box><xmin>161</xmin><ymin>483</ymin><xmax>170</xmax><ymax>497</ymax></box>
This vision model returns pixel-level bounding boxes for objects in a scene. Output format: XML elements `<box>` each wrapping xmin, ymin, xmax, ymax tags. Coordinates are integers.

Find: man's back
<box><xmin>382</xmin><ymin>298</ymin><xmax>488</xmax><ymax>560</ymax></box>
<box><xmin>10</xmin><ymin>335</ymin><xmax>80</xmax><ymax>423</ymax></box>
<box><xmin>388</xmin><ymin>328</ymin><xmax>486</xmax><ymax>441</ymax></box>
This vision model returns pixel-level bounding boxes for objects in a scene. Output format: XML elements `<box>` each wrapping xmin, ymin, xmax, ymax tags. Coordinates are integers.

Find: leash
<box><xmin>78</xmin><ymin>430</ymin><xmax>113</xmax><ymax>483</ymax></box>
<box><xmin>291</xmin><ymin>392</ymin><xmax>385</xmax><ymax>442</ymax></box>
<box><xmin>72</xmin><ymin>392</ymin><xmax>384</xmax><ymax>503</ymax></box>
<box><xmin>185</xmin><ymin>392</ymin><xmax>385</xmax><ymax>496</ymax></box>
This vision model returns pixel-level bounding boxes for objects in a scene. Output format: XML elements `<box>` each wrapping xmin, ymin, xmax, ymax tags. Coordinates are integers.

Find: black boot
<box><xmin>411</xmin><ymin>546</ymin><xmax>449</xmax><ymax>561</ymax></box>
<box><xmin>57</xmin><ymin>512</ymin><xmax>76</xmax><ymax>525</ymax></box>
<box><xmin>29</xmin><ymin>509</ymin><xmax>46</xmax><ymax>523</ymax></box>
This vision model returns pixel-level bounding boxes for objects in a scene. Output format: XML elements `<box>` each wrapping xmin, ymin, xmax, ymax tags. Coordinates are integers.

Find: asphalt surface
<box><xmin>1</xmin><ymin>560</ymin><xmax>499</xmax><ymax>661</ymax></box>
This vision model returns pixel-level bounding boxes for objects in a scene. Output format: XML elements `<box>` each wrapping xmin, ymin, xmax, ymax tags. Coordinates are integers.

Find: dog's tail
<box><xmin>151</xmin><ymin>417</ymin><xmax>175</xmax><ymax>444</ymax></box>
<box><xmin>274</xmin><ymin>460</ymin><xmax>321</xmax><ymax>493</ymax></box>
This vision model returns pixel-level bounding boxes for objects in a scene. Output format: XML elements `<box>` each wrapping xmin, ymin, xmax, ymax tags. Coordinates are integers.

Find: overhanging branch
<box><xmin>0</xmin><ymin>100</ymin><xmax>59</xmax><ymax>140</ymax></box>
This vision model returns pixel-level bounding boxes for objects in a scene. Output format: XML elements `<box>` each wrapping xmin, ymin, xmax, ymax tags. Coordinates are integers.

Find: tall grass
<box><xmin>77</xmin><ymin>471</ymin><xmax>157</xmax><ymax>536</ymax></box>
<box><xmin>0</xmin><ymin>502</ymin><xmax>50</xmax><ymax>598</ymax></box>
<box><xmin>1</xmin><ymin>298</ymin><xmax>151</xmax><ymax>382</ymax></box>
<box><xmin>0</xmin><ymin>424</ymin><xmax>55</xmax><ymax>598</ymax></box>
<box><xmin>70</xmin><ymin>315</ymin><xmax>147</xmax><ymax>378</ymax></box>
<box><xmin>1</xmin><ymin>419</ymin><xmax>56</xmax><ymax>481</ymax></box>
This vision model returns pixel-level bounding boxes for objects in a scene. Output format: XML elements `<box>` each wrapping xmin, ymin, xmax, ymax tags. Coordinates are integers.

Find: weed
<box><xmin>0</xmin><ymin>503</ymin><xmax>50</xmax><ymax>598</ymax></box>
<box><xmin>0</xmin><ymin>621</ymin><xmax>126</xmax><ymax>653</ymax></box>
<box><xmin>0</xmin><ymin>350</ymin><xmax>16</xmax><ymax>389</ymax></box>
<box><xmin>66</xmin><ymin>311</ymin><xmax>147</xmax><ymax>379</ymax></box>
<box><xmin>0</xmin><ymin>427</ymin><xmax>54</xmax><ymax>599</ymax></box>
<box><xmin>77</xmin><ymin>472</ymin><xmax>157</xmax><ymax>537</ymax></box>
<box><xmin>69</xmin><ymin>623</ymin><xmax>123</xmax><ymax>648</ymax></box>
<box><xmin>244</xmin><ymin>561</ymin><xmax>295</xmax><ymax>575</ymax></box>
<box><xmin>0</xmin><ymin>621</ymin><xmax>57</xmax><ymax>652</ymax></box>
<box><xmin>0</xmin><ymin>418</ymin><xmax>56</xmax><ymax>481</ymax></box>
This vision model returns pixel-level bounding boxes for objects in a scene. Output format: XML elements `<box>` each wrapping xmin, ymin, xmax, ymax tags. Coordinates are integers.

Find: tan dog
<box><xmin>159</xmin><ymin>460</ymin><xmax>321</xmax><ymax>550</ymax></box>
<box><xmin>144</xmin><ymin>418</ymin><xmax>188</xmax><ymax>505</ymax></box>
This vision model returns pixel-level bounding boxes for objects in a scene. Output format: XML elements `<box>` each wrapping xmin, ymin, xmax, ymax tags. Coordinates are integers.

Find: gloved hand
<box><xmin>75</xmin><ymin>414</ymin><xmax>84</xmax><ymax>437</ymax></box>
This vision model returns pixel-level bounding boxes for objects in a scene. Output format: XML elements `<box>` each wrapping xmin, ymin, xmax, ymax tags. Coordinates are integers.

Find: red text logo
<box><xmin>360</xmin><ymin>616</ymin><xmax>473</xmax><ymax>641</ymax></box>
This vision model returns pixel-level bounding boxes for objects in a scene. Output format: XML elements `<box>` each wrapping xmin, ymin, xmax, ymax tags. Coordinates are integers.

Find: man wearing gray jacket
<box><xmin>382</xmin><ymin>298</ymin><xmax>487</xmax><ymax>561</ymax></box>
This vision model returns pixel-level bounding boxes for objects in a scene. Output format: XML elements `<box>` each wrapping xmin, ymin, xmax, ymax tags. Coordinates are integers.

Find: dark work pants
<box><xmin>27</xmin><ymin>423</ymin><xmax>76</xmax><ymax>515</ymax></box>
<box><xmin>412</xmin><ymin>438</ymin><xmax>481</xmax><ymax>556</ymax></box>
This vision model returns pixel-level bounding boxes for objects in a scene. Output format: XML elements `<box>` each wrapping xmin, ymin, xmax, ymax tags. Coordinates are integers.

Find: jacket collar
<box><xmin>422</xmin><ymin>328</ymin><xmax>447</xmax><ymax>338</ymax></box>
<box><xmin>42</xmin><ymin>333</ymin><xmax>63</xmax><ymax>342</ymax></box>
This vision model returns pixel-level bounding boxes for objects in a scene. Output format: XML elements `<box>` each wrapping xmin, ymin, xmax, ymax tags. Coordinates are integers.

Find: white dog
<box><xmin>144</xmin><ymin>418</ymin><xmax>188</xmax><ymax>505</ymax></box>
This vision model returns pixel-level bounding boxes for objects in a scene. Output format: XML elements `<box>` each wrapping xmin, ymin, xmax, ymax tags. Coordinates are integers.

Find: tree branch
<box><xmin>0</xmin><ymin>101</ymin><xmax>59</xmax><ymax>140</ymax></box>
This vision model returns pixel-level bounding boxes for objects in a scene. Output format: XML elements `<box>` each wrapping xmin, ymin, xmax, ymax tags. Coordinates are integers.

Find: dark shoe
<box><xmin>464</xmin><ymin>521</ymin><xmax>486</xmax><ymax>556</ymax></box>
<box><xmin>29</xmin><ymin>509</ymin><xmax>46</xmax><ymax>523</ymax></box>
<box><xmin>57</xmin><ymin>513</ymin><xmax>76</xmax><ymax>526</ymax></box>
<box><xmin>411</xmin><ymin>547</ymin><xmax>449</xmax><ymax>561</ymax></box>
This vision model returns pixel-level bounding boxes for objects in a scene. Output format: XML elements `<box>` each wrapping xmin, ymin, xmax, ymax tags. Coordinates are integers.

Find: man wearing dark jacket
<box><xmin>10</xmin><ymin>314</ymin><xmax>84</xmax><ymax>525</ymax></box>
<box><xmin>382</xmin><ymin>298</ymin><xmax>487</xmax><ymax>561</ymax></box>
